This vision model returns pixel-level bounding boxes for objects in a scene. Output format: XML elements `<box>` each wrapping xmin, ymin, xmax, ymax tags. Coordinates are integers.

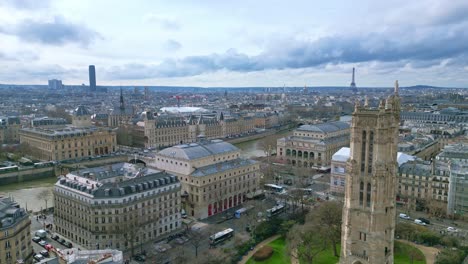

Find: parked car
<box><xmin>414</xmin><ymin>219</ymin><xmax>426</xmax><ymax>226</ymax></box>
<box><xmin>64</xmin><ymin>242</ymin><xmax>73</xmax><ymax>248</ymax></box>
<box><xmin>32</xmin><ymin>236</ymin><xmax>42</xmax><ymax>243</ymax></box>
<box><xmin>417</xmin><ymin>218</ymin><xmax>431</xmax><ymax>225</ymax></box>
<box><xmin>33</xmin><ymin>254</ymin><xmax>44</xmax><ymax>261</ymax></box>
<box><xmin>133</xmin><ymin>255</ymin><xmax>146</xmax><ymax>262</ymax></box>
<box><xmin>40</xmin><ymin>250</ymin><xmax>50</xmax><ymax>257</ymax></box>
<box><xmin>447</xmin><ymin>227</ymin><xmax>458</xmax><ymax>232</ymax></box>
<box><xmin>58</xmin><ymin>238</ymin><xmax>66</xmax><ymax>244</ymax></box>
<box><xmin>44</xmin><ymin>244</ymin><xmax>53</xmax><ymax>251</ymax></box>
<box><xmin>399</xmin><ymin>213</ymin><xmax>410</xmax><ymax>220</ymax></box>
<box><xmin>51</xmin><ymin>234</ymin><xmax>59</xmax><ymax>240</ymax></box>
<box><xmin>38</xmin><ymin>240</ymin><xmax>47</xmax><ymax>247</ymax></box>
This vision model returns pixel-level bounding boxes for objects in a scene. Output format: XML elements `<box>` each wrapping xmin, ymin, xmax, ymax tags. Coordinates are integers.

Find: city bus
<box><xmin>266</xmin><ymin>204</ymin><xmax>285</xmax><ymax>218</ymax></box>
<box><xmin>209</xmin><ymin>228</ymin><xmax>234</xmax><ymax>246</ymax></box>
<box><xmin>264</xmin><ymin>184</ymin><xmax>286</xmax><ymax>194</ymax></box>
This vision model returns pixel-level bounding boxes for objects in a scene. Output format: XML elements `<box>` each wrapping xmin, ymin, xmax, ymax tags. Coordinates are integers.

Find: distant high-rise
<box><xmin>89</xmin><ymin>65</ymin><xmax>96</xmax><ymax>92</ymax></box>
<box><xmin>350</xmin><ymin>67</ymin><xmax>357</xmax><ymax>93</ymax></box>
<box><xmin>48</xmin><ymin>79</ymin><xmax>63</xmax><ymax>89</ymax></box>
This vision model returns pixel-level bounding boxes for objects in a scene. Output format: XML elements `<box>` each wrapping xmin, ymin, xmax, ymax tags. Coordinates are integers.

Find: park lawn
<box><xmin>394</xmin><ymin>241</ymin><xmax>426</xmax><ymax>264</ymax></box>
<box><xmin>247</xmin><ymin>237</ymin><xmax>289</xmax><ymax>264</ymax></box>
<box><xmin>310</xmin><ymin>245</ymin><xmax>341</xmax><ymax>264</ymax></box>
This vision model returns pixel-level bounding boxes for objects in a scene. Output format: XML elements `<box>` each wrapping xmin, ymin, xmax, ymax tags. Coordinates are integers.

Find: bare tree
<box><xmin>306</xmin><ymin>201</ymin><xmax>343</xmax><ymax>257</ymax></box>
<box><xmin>36</xmin><ymin>189</ymin><xmax>52</xmax><ymax>213</ymax></box>
<box><xmin>287</xmin><ymin>223</ymin><xmax>327</xmax><ymax>264</ymax></box>
<box><xmin>187</xmin><ymin>225</ymin><xmax>213</xmax><ymax>258</ymax></box>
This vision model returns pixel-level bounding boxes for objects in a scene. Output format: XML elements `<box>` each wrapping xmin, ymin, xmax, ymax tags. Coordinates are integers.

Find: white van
<box><xmin>399</xmin><ymin>213</ymin><xmax>410</xmax><ymax>220</ymax></box>
<box><xmin>35</xmin><ymin>229</ymin><xmax>47</xmax><ymax>239</ymax></box>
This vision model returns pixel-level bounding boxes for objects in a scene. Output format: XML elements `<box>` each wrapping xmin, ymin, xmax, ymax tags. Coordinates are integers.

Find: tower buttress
<box><xmin>340</xmin><ymin>82</ymin><xmax>400</xmax><ymax>264</ymax></box>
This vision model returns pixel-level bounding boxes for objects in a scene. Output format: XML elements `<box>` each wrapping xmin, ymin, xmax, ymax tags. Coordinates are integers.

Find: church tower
<box><xmin>340</xmin><ymin>81</ymin><xmax>401</xmax><ymax>264</ymax></box>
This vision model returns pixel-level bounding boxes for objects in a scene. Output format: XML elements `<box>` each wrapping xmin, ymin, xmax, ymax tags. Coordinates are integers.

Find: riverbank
<box><xmin>0</xmin><ymin>176</ymin><xmax>57</xmax><ymax>192</ymax></box>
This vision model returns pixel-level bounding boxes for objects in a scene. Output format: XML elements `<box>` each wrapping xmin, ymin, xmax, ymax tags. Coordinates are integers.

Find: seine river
<box><xmin>3</xmin><ymin>130</ymin><xmax>293</xmax><ymax>212</ymax></box>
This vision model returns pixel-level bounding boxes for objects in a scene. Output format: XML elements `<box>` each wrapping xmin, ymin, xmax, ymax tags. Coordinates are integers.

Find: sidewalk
<box><xmin>398</xmin><ymin>239</ymin><xmax>440</xmax><ymax>264</ymax></box>
<box><xmin>238</xmin><ymin>234</ymin><xmax>281</xmax><ymax>264</ymax></box>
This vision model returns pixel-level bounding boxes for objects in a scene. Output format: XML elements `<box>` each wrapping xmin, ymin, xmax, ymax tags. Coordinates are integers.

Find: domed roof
<box><xmin>74</xmin><ymin>106</ymin><xmax>91</xmax><ymax>116</ymax></box>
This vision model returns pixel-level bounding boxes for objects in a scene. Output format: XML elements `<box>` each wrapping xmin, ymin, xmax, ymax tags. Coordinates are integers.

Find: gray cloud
<box><xmin>0</xmin><ymin>16</ymin><xmax>100</xmax><ymax>46</ymax></box>
<box><xmin>0</xmin><ymin>50</ymin><xmax>39</xmax><ymax>61</ymax></box>
<box><xmin>105</xmin><ymin>21</ymin><xmax>468</xmax><ymax>80</ymax></box>
<box><xmin>164</xmin><ymin>39</ymin><xmax>182</xmax><ymax>51</ymax></box>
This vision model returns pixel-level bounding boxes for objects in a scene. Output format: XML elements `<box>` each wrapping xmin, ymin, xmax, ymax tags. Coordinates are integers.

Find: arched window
<box><xmin>366</xmin><ymin>183</ymin><xmax>371</xmax><ymax>207</ymax></box>
<box><xmin>359</xmin><ymin>181</ymin><xmax>364</xmax><ymax>206</ymax></box>
<box><xmin>368</xmin><ymin>131</ymin><xmax>374</xmax><ymax>173</ymax></box>
<box><xmin>361</xmin><ymin>131</ymin><xmax>367</xmax><ymax>172</ymax></box>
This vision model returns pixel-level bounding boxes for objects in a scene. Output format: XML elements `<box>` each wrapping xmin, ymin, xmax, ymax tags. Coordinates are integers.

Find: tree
<box><xmin>187</xmin><ymin>226</ymin><xmax>212</xmax><ymax>258</ymax></box>
<box><xmin>306</xmin><ymin>201</ymin><xmax>342</xmax><ymax>257</ymax></box>
<box><xmin>287</xmin><ymin>223</ymin><xmax>327</xmax><ymax>264</ymax></box>
<box><xmin>36</xmin><ymin>189</ymin><xmax>52</xmax><ymax>213</ymax></box>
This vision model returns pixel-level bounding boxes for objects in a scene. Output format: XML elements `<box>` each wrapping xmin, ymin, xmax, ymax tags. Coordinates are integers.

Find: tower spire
<box><xmin>394</xmin><ymin>80</ymin><xmax>399</xmax><ymax>95</ymax></box>
<box><xmin>350</xmin><ymin>67</ymin><xmax>357</xmax><ymax>93</ymax></box>
<box><xmin>120</xmin><ymin>88</ymin><xmax>125</xmax><ymax>110</ymax></box>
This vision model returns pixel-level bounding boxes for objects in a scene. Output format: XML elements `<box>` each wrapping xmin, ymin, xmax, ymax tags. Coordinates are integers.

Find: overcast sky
<box><xmin>1</xmin><ymin>0</ymin><xmax>467</xmax><ymax>87</ymax></box>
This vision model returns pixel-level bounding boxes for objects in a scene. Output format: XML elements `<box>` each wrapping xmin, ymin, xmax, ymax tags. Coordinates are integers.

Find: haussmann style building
<box><xmin>53</xmin><ymin>163</ymin><xmax>181</xmax><ymax>251</ymax></box>
<box><xmin>0</xmin><ymin>196</ymin><xmax>33</xmax><ymax>264</ymax></box>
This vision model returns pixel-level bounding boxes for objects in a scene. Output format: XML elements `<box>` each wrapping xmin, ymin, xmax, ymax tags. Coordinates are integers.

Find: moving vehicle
<box><xmin>234</xmin><ymin>205</ymin><xmax>254</xmax><ymax>219</ymax></box>
<box><xmin>414</xmin><ymin>219</ymin><xmax>426</xmax><ymax>226</ymax></box>
<box><xmin>417</xmin><ymin>218</ymin><xmax>431</xmax><ymax>225</ymax></box>
<box><xmin>399</xmin><ymin>213</ymin><xmax>410</xmax><ymax>220</ymax></box>
<box><xmin>266</xmin><ymin>204</ymin><xmax>285</xmax><ymax>218</ymax></box>
<box><xmin>40</xmin><ymin>250</ymin><xmax>50</xmax><ymax>257</ymax></box>
<box><xmin>447</xmin><ymin>227</ymin><xmax>458</xmax><ymax>232</ymax></box>
<box><xmin>264</xmin><ymin>184</ymin><xmax>286</xmax><ymax>194</ymax></box>
<box><xmin>209</xmin><ymin>228</ymin><xmax>234</xmax><ymax>246</ymax></box>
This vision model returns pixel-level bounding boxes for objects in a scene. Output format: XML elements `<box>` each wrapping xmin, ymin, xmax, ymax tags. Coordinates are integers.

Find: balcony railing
<box><xmin>351</xmin><ymin>251</ymin><xmax>369</xmax><ymax>261</ymax></box>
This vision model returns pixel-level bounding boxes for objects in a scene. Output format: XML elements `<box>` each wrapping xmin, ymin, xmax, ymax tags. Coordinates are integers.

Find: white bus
<box><xmin>264</xmin><ymin>184</ymin><xmax>286</xmax><ymax>194</ymax></box>
<box><xmin>209</xmin><ymin>228</ymin><xmax>234</xmax><ymax>246</ymax></box>
<box><xmin>266</xmin><ymin>204</ymin><xmax>285</xmax><ymax>218</ymax></box>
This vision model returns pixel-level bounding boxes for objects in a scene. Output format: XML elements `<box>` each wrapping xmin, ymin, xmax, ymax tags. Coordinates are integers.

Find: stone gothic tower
<box><xmin>340</xmin><ymin>81</ymin><xmax>401</xmax><ymax>264</ymax></box>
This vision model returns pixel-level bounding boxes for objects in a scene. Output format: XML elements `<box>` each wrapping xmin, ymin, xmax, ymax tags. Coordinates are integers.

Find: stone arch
<box><xmin>298</xmin><ymin>150</ymin><xmax>302</xmax><ymax>158</ymax></box>
<box><xmin>292</xmin><ymin>150</ymin><xmax>297</xmax><ymax>156</ymax></box>
<box><xmin>303</xmin><ymin>151</ymin><xmax>308</xmax><ymax>159</ymax></box>
<box><xmin>286</xmin><ymin>149</ymin><xmax>291</xmax><ymax>156</ymax></box>
<box><xmin>352</xmin><ymin>261</ymin><xmax>363</xmax><ymax>264</ymax></box>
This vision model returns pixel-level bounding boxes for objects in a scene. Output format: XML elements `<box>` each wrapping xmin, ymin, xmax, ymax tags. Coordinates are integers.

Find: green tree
<box><xmin>287</xmin><ymin>224</ymin><xmax>327</xmax><ymax>264</ymax></box>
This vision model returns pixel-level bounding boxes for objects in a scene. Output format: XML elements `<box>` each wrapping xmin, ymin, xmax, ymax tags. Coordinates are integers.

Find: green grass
<box><xmin>0</xmin><ymin>176</ymin><xmax>57</xmax><ymax>192</ymax></box>
<box><xmin>311</xmin><ymin>245</ymin><xmax>341</xmax><ymax>264</ymax></box>
<box><xmin>247</xmin><ymin>239</ymin><xmax>426</xmax><ymax>264</ymax></box>
<box><xmin>394</xmin><ymin>241</ymin><xmax>426</xmax><ymax>264</ymax></box>
<box><xmin>247</xmin><ymin>237</ymin><xmax>289</xmax><ymax>264</ymax></box>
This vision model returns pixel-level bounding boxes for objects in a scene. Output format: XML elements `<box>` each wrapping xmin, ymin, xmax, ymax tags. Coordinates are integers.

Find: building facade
<box><xmin>20</xmin><ymin>107</ymin><xmax>116</xmax><ymax>161</ymax></box>
<box><xmin>149</xmin><ymin>139</ymin><xmax>260</xmax><ymax>219</ymax></box>
<box><xmin>53</xmin><ymin>163</ymin><xmax>181</xmax><ymax>251</ymax></box>
<box><xmin>277</xmin><ymin>121</ymin><xmax>350</xmax><ymax>169</ymax></box>
<box><xmin>340</xmin><ymin>82</ymin><xmax>400</xmax><ymax>264</ymax></box>
<box><xmin>133</xmin><ymin>113</ymin><xmax>256</xmax><ymax>149</ymax></box>
<box><xmin>0</xmin><ymin>196</ymin><xmax>33</xmax><ymax>264</ymax></box>
<box><xmin>0</xmin><ymin>116</ymin><xmax>21</xmax><ymax>144</ymax></box>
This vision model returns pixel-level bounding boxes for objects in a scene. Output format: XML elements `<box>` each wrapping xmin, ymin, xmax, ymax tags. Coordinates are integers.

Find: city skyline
<box><xmin>1</xmin><ymin>0</ymin><xmax>468</xmax><ymax>87</ymax></box>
